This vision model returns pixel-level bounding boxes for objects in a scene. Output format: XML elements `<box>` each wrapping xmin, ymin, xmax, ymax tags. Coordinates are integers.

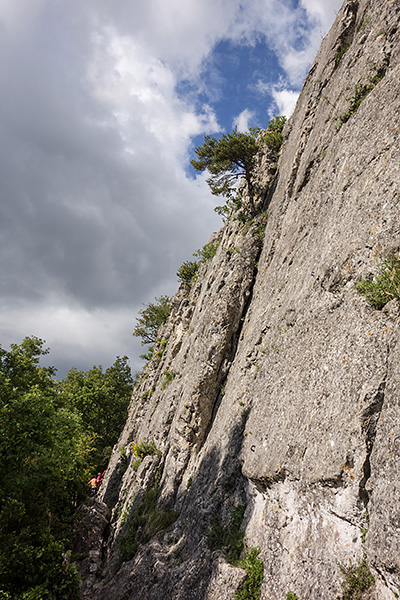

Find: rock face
<box><xmin>75</xmin><ymin>1</ymin><xmax>400</xmax><ymax>598</ymax></box>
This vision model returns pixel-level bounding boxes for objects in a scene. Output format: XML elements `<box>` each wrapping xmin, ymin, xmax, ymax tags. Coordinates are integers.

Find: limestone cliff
<box><xmin>74</xmin><ymin>1</ymin><xmax>400</xmax><ymax>598</ymax></box>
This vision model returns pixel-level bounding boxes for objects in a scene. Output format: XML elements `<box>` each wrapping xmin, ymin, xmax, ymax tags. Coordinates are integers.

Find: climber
<box><xmin>96</xmin><ymin>471</ymin><xmax>105</xmax><ymax>486</ymax></box>
<box><xmin>88</xmin><ymin>475</ymin><xmax>98</xmax><ymax>497</ymax></box>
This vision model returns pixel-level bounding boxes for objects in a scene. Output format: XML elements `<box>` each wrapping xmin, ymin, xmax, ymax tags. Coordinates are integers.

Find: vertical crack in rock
<box><xmin>201</xmin><ymin>239</ymin><xmax>264</xmax><ymax>448</ymax></box>
<box><xmin>358</xmin><ymin>382</ymin><xmax>386</xmax><ymax>507</ymax></box>
<box><xmin>335</xmin><ymin>0</ymin><xmax>359</xmax><ymax>53</ymax></box>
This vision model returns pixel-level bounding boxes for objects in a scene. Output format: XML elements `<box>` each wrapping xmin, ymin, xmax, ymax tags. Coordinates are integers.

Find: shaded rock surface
<box><xmin>75</xmin><ymin>1</ymin><xmax>400</xmax><ymax>598</ymax></box>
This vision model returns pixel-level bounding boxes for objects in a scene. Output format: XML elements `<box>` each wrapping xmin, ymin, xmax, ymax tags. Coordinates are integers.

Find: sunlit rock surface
<box><xmin>74</xmin><ymin>1</ymin><xmax>400</xmax><ymax>598</ymax></box>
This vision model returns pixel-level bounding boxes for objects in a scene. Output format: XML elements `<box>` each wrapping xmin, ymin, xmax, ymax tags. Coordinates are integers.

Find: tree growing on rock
<box><xmin>191</xmin><ymin>116</ymin><xmax>286</xmax><ymax>217</ymax></box>
<box><xmin>133</xmin><ymin>295</ymin><xmax>172</xmax><ymax>346</ymax></box>
<box><xmin>191</xmin><ymin>126</ymin><xmax>261</xmax><ymax>212</ymax></box>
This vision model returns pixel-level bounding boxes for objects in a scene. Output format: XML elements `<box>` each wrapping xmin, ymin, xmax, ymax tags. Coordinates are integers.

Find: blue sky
<box><xmin>0</xmin><ymin>0</ymin><xmax>343</xmax><ymax>376</ymax></box>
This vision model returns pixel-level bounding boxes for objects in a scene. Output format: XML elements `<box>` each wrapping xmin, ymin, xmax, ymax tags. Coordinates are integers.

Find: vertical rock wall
<box><xmin>75</xmin><ymin>1</ymin><xmax>400</xmax><ymax>598</ymax></box>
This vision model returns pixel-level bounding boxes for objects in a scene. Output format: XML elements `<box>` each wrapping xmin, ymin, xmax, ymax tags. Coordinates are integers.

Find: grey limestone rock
<box><xmin>75</xmin><ymin>0</ymin><xmax>400</xmax><ymax>598</ymax></box>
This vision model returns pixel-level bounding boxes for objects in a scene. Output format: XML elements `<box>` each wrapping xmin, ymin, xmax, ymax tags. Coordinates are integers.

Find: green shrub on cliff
<box><xmin>339</xmin><ymin>559</ymin><xmax>375</xmax><ymax>600</ymax></box>
<box><xmin>234</xmin><ymin>547</ymin><xmax>264</xmax><ymax>600</ymax></box>
<box><xmin>356</xmin><ymin>253</ymin><xmax>400</xmax><ymax>309</ymax></box>
<box><xmin>177</xmin><ymin>260</ymin><xmax>200</xmax><ymax>286</ymax></box>
<box><xmin>133</xmin><ymin>295</ymin><xmax>172</xmax><ymax>345</ymax></box>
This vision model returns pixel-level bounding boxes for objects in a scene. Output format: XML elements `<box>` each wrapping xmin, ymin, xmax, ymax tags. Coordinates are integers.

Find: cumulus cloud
<box><xmin>270</xmin><ymin>86</ymin><xmax>300</xmax><ymax>117</ymax></box>
<box><xmin>233</xmin><ymin>108</ymin><xmax>256</xmax><ymax>132</ymax></box>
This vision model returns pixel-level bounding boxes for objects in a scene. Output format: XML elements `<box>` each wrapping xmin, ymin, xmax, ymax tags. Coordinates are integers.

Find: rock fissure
<box><xmin>358</xmin><ymin>381</ymin><xmax>386</xmax><ymax>508</ymax></box>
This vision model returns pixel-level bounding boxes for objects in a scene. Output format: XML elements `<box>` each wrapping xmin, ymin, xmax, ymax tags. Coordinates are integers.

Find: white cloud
<box><xmin>271</xmin><ymin>87</ymin><xmax>300</xmax><ymax>118</ymax></box>
<box><xmin>233</xmin><ymin>108</ymin><xmax>255</xmax><ymax>132</ymax></box>
<box><xmin>300</xmin><ymin>0</ymin><xmax>343</xmax><ymax>33</ymax></box>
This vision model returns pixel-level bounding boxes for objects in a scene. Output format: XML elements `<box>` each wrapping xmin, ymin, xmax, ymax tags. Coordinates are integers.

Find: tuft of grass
<box><xmin>234</xmin><ymin>548</ymin><xmax>264</xmax><ymax>600</ymax></box>
<box><xmin>336</xmin><ymin>45</ymin><xmax>349</xmax><ymax>65</ymax></box>
<box><xmin>356</xmin><ymin>253</ymin><xmax>400</xmax><ymax>309</ymax></box>
<box><xmin>130</xmin><ymin>440</ymin><xmax>162</xmax><ymax>459</ymax></box>
<box><xmin>337</xmin><ymin>65</ymin><xmax>386</xmax><ymax>128</ymax></box>
<box><xmin>357</xmin><ymin>15</ymin><xmax>372</xmax><ymax>31</ymax></box>
<box><xmin>132</xmin><ymin>458</ymin><xmax>142</xmax><ymax>471</ymax></box>
<box><xmin>118</xmin><ymin>484</ymin><xmax>179</xmax><ymax>563</ymax></box>
<box><xmin>339</xmin><ymin>559</ymin><xmax>375</xmax><ymax>600</ymax></box>
<box><xmin>286</xmin><ymin>593</ymin><xmax>298</xmax><ymax>600</ymax></box>
<box><xmin>207</xmin><ymin>504</ymin><xmax>246</xmax><ymax>564</ymax></box>
<box><xmin>162</xmin><ymin>370</ymin><xmax>175</xmax><ymax>389</ymax></box>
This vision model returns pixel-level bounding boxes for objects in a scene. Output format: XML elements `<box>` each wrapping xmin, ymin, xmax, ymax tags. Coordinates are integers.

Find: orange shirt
<box><xmin>89</xmin><ymin>477</ymin><xmax>97</xmax><ymax>488</ymax></box>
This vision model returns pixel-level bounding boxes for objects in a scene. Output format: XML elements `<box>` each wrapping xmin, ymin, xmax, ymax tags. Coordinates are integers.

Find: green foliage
<box><xmin>139</xmin><ymin>346</ymin><xmax>154</xmax><ymax>362</ymax></box>
<box><xmin>133</xmin><ymin>296</ymin><xmax>172</xmax><ymax>345</ymax></box>
<box><xmin>356</xmin><ymin>253</ymin><xmax>400</xmax><ymax>309</ymax></box>
<box><xmin>118</xmin><ymin>484</ymin><xmax>179</xmax><ymax>563</ymax></box>
<box><xmin>0</xmin><ymin>336</ymin><xmax>134</xmax><ymax>598</ymax></box>
<box><xmin>59</xmin><ymin>356</ymin><xmax>133</xmax><ymax>473</ymax></box>
<box><xmin>254</xmin><ymin>212</ymin><xmax>268</xmax><ymax>247</ymax></box>
<box><xmin>177</xmin><ymin>260</ymin><xmax>200</xmax><ymax>286</ymax></box>
<box><xmin>234</xmin><ymin>548</ymin><xmax>264</xmax><ymax>600</ymax></box>
<box><xmin>132</xmin><ymin>458</ymin><xmax>142</xmax><ymax>471</ymax></box>
<box><xmin>286</xmin><ymin>593</ymin><xmax>299</xmax><ymax>600</ymax></box>
<box><xmin>193</xmin><ymin>240</ymin><xmax>220</xmax><ymax>263</ymax></box>
<box><xmin>0</xmin><ymin>336</ymin><xmax>56</xmax><ymax>400</ymax></box>
<box><xmin>339</xmin><ymin>559</ymin><xmax>375</xmax><ymax>600</ymax></box>
<box><xmin>361</xmin><ymin>510</ymin><xmax>370</xmax><ymax>543</ymax></box>
<box><xmin>162</xmin><ymin>370</ymin><xmax>175</xmax><ymax>389</ymax></box>
<box><xmin>0</xmin><ymin>337</ymin><xmax>85</xmax><ymax>599</ymax></box>
<box><xmin>130</xmin><ymin>440</ymin><xmax>161</xmax><ymax>459</ymax></box>
<box><xmin>191</xmin><ymin>127</ymin><xmax>261</xmax><ymax>208</ymax></box>
<box><xmin>262</xmin><ymin>115</ymin><xmax>287</xmax><ymax>150</ymax></box>
<box><xmin>337</xmin><ymin>65</ymin><xmax>386</xmax><ymax>128</ymax></box>
<box><xmin>177</xmin><ymin>240</ymin><xmax>220</xmax><ymax>287</ymax></box>
<box><xmin>191</xmin><ymin>117</ymin><xmax>285</xmax><ymax>219</ymax></box>
<box><xmin>207</xmin><ymin>505</ymin><xmax>245</xmax><ymax>564</ymax></box>
<box><xmin>336</xmin><ymin>45</ymin><xmax>349</xmax><ymax>65</ymax></box>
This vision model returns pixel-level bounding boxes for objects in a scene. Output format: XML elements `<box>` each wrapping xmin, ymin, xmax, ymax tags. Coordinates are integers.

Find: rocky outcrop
<box><xmin>75</xmin><ymin>1</ymin><xmax>400</xmax><ymax>598</ymax></box>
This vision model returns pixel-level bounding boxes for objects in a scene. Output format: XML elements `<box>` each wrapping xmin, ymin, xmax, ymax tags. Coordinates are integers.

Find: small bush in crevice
<box><xmin>162</xmin><ymin>370</ymin><xmax>175</xmax><ymax>389</ymax></box>
<box><xmin>194</xmin><ymin>240</ymin><xmax>220</xmax><ymax>263</ymax></box>
<box><xmin>262</xmin><ymin>115</ymin><xmax>287</xmax><ymax>151</ymax></box>
<box><xmin>337</xmin><ymin>64</ymin><xmax>386</xmax><ymax>128</ymax></box>
<box><xmin>177</xmin><ymin>260</ymin><xmax>200</xmax><ymax>286</ymax></box>
<box><xmin>118</xmin><ymin>484</ymin><xmax>179</xmax><ymax>564</ymax></box>
<box><xmin>133</xmin><ymin>295</ymin><xmax>171</xmax><ymax>346</ymax></box>
<box><xmin>336</xmin><ymin>45</ymin><xmax>349</xmax><ymax>65</ymax></box>
<box><xmin>356</xmin><ymin>253</ymin><xmax>400</xmax><ymax>309</ymax></box>
<box><xmin>207</xmin><ymin>504</ymin><xmax>245</xmax><ymax>564</ymax></box>
<box><xmin>339</xmin><ymin>559</ymin><xmax>375</xmax><ymax>600</ymax></box>
<box><xmin>234</xmin><ymin>547</ymin><xmax>264</xmax><ymax>600</ymax></box>
<box><xmin>130</xmin><ymin>440</ymin><xmax>162</xmax><ymax>459</ymax></box>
